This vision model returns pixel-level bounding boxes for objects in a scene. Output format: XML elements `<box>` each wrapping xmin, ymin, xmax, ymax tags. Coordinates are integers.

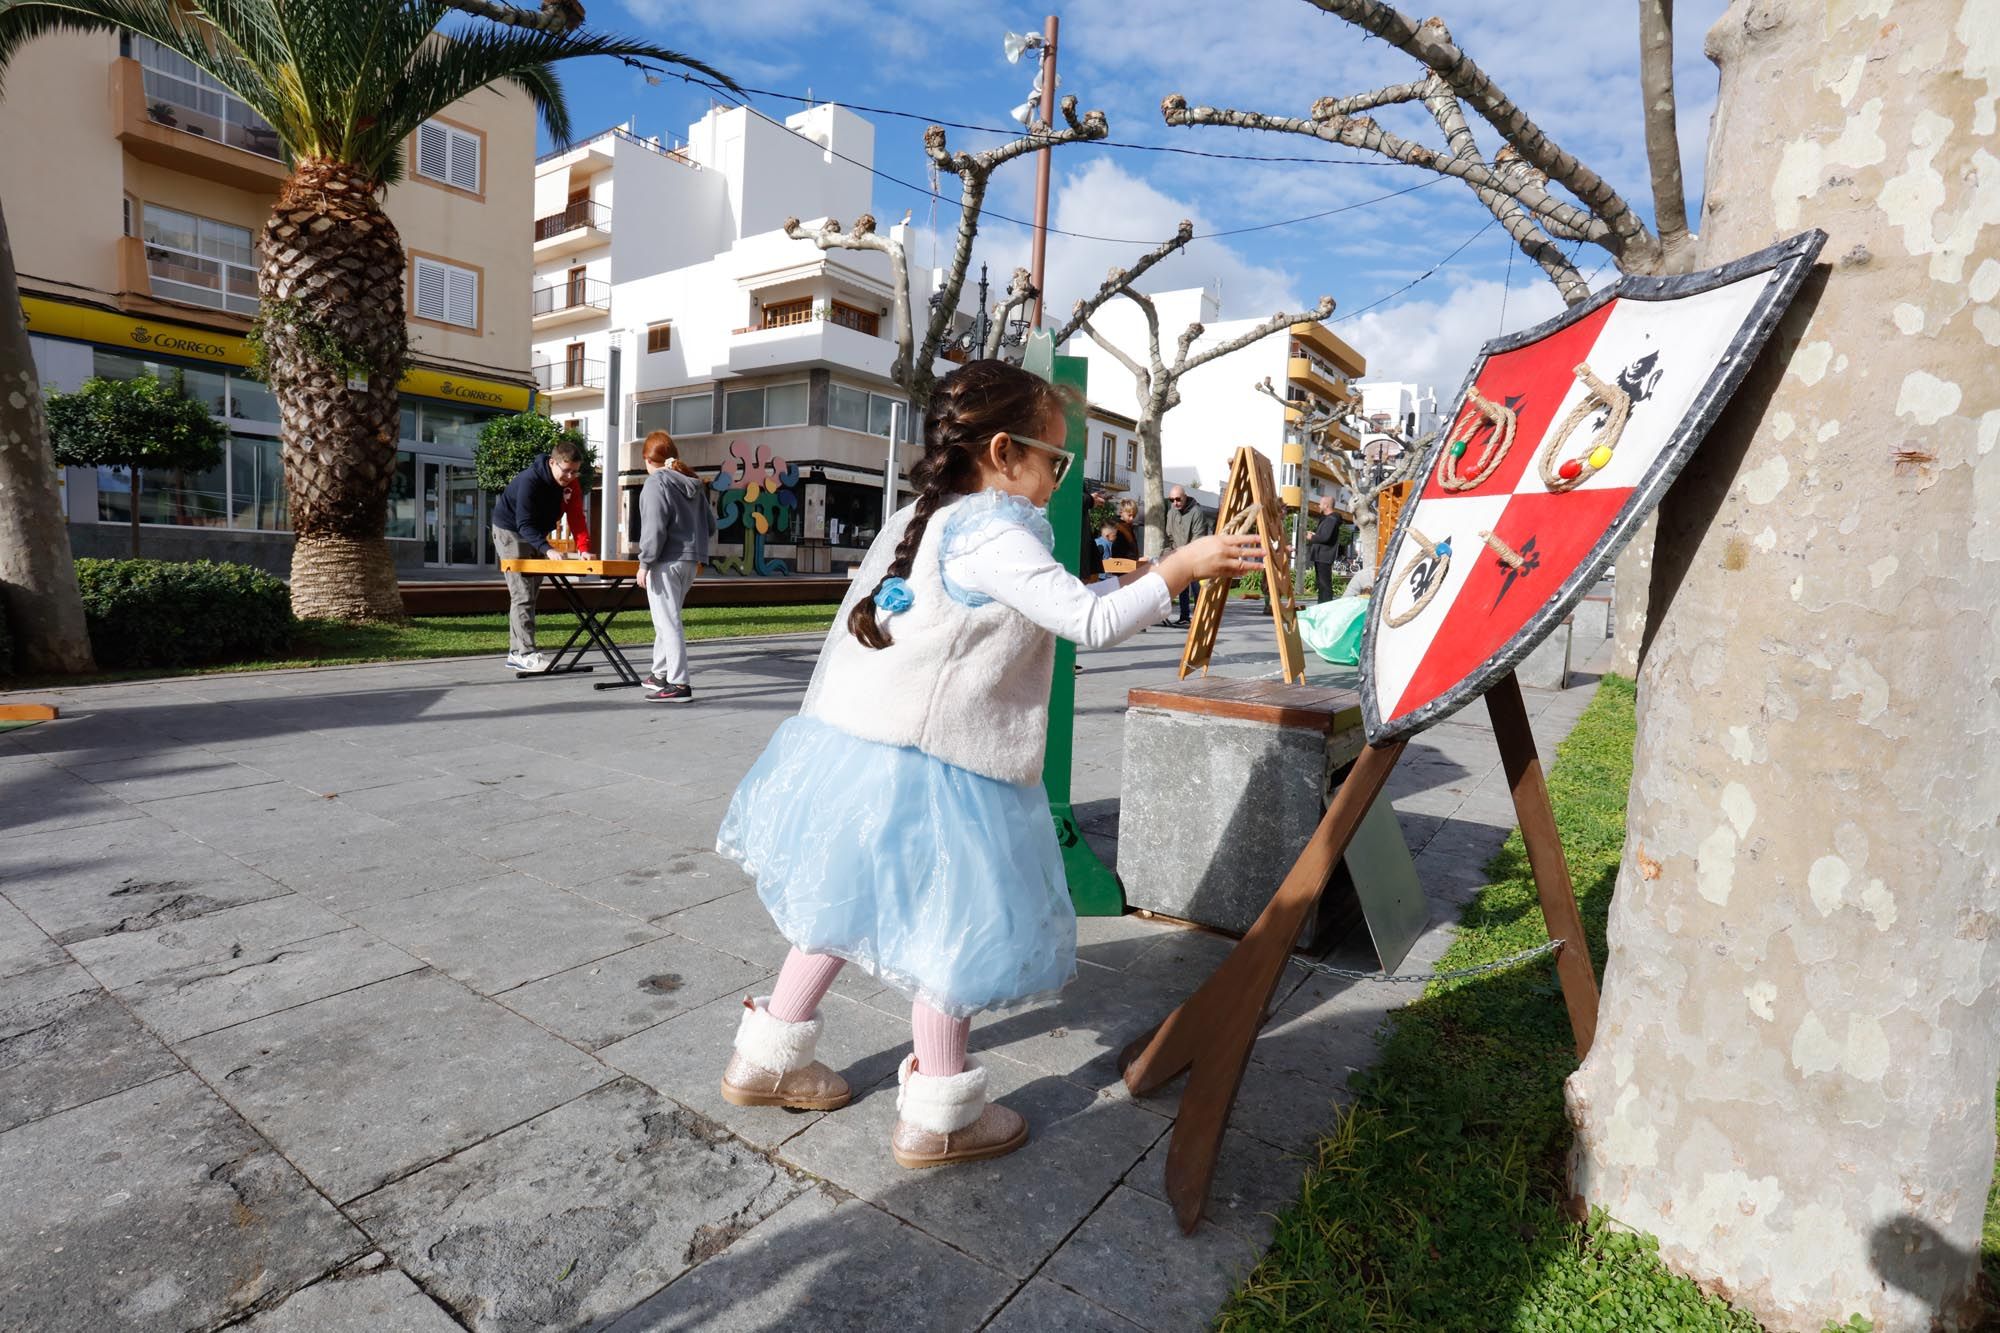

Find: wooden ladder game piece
<box><xmin>1178</xmin><ymin>446</ymin><xmax>1308</xmax><ymax>686</ymax></box>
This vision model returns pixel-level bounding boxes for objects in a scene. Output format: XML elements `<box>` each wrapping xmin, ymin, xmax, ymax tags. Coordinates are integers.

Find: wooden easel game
<box><xmin>1123</xmin><ymin>232</ymin><xmax>1826</xmax><ymax>1234</ymax></box>
<box><xmin>1178</xmin><ymin>445</ymin><xmax>1307</xmax><ymax>685</ymax></box>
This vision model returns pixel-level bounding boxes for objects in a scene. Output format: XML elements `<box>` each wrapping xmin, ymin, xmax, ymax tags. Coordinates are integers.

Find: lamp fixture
<box><xmin>1002</xmin><ymin>30</ymin><xmax>1043</xmax><ymax>64</ymax></box>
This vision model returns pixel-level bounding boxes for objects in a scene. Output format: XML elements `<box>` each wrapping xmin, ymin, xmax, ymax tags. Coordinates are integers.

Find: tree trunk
<box><xmin>0</xmin><ymin>202</ymin><xmax>95</xmax><ymax>674</ymax></box>
<box><xmin>1567</xmin><ymin>4</ymin><xmax>1997</xmax><ymax>1330</ymax></box>
<box><xmin>1137</xmin><ymin>404</ymin><xmax>1167</xmax><ymax>560</ymax></box>
<box><xmin>1608</xmin><ymin>513</ymin><xmax>1654</xmax><ymax>674</ymax></box>
<box><xmin>260</xmin><ymin>159</ymin><xmax>409</xmax><ymax>623</ymax></box>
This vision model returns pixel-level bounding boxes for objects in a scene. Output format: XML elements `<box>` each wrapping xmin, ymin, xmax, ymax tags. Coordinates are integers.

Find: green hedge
<box><xmin>75</xmin><ymin>559</ymin><xmax>295</xmax><ymax>668</ymax></box>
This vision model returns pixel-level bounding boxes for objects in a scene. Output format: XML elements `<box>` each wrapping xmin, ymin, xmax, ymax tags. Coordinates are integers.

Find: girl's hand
<box><xmin>1183</xmin><ymin>533</ymin><xmax>1263</xmax><ymax>581</ymax></box>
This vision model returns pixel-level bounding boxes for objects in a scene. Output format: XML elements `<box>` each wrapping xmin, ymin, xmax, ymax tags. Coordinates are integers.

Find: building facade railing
<box><xmin>129</xmin><ymin>36</ymin><xmax>284</xmax><ymax>161</ymax></box>
<box><xmin>534</xmin><ymin>200</ymin><xmax>610</xmax><ymax>243</ymax></box>
<box><xmin>533</xmin><ymin>357</ymin><xmax>607</xmax><ymax>392</ymax></box>
<box><xmin>531</xmin><ymin>276</ymin><xmax>611</xmax><ymax>317</ymax></box>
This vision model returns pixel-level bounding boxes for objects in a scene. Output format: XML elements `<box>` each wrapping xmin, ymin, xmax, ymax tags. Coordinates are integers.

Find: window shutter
<box><xmin>447</xmin><ymin>265</ymin><xmax>478</xmax><ymax>328</ymax></box>
<box><xmin>414</xmin><ymin>258</ymin><xmax>447</xmax><ymax>322</ymax></box>
<box><xmin>416</xmin><ymin>122</ymin><xmax>449</xmax><ymax>183</ymax></box>
<box><xmin>447</xmin><ymin>127</ymin><xmax>480</xmax><ymax>192</ymax></box>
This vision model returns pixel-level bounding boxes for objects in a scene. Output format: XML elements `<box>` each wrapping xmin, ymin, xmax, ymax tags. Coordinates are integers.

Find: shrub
<box><xmin>473</xmin><ymin>412</ymin><xmax>597</xmax><ymax>492</ymax></box>
<box><xmin>74</xmin><ymin>559</ymin><xmax>295</xmax><ymax>668</ymax></box>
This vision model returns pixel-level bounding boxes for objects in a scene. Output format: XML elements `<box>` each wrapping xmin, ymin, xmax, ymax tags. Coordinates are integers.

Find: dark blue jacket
<box><xmin>491</xmin><ymin>453</ymin><xmax>564</xmax><ymax>555</ymax></box>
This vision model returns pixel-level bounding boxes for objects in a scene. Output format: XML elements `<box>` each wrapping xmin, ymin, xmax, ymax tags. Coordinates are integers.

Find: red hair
<box><xmin>643</xmin><ymin>430</ymin><xmax>694</xmax><ymax>475</ymax></box>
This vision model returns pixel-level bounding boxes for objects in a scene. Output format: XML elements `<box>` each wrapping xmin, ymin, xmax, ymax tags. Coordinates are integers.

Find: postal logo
<box><xmin>438</xmin><ymin>379</ymin><xmax>505</xmax><ymax>405</ymax></box>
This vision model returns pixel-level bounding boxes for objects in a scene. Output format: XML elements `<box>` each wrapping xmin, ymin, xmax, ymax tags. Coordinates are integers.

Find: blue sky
<box><xmin>539</xmin><ymin>0</ymin><xmax>1731</xmax><ymax>392</ymax></box>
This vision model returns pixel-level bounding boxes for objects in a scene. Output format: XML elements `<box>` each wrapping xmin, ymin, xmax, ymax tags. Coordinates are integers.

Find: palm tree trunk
<box><xmin>259</xmin><ymin>160</ymin><xmax>409</xmax><ymax>622</ymax></box>
<box><xmin>0</xmin><ymin>201</ymin><xmax>95</xmax><ymax>674</ymax></box>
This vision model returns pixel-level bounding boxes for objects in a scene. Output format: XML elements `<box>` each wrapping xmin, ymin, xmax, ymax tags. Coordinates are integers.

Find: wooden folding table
<box><xmin>497</xmin><ymin>557</ymin><xmax>646</xmax><ymax>689</ymax></box>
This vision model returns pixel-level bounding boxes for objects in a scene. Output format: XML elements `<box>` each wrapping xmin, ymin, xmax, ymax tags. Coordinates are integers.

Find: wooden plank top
<box><xmin>1127</xmin><ymin>675</ymin><xmax>1363</xmax><ymax>733</ymax></box>
<box><xmin>499</xmin><ymin>558</ymin><xmax>641</xmax><ymax>577</ymax></box>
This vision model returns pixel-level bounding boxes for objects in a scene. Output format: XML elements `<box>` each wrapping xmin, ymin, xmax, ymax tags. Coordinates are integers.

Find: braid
<box><xmin>843</xmin><ymin>359</ymin><xmax>1071</xmax><ymax>651</ymax></box>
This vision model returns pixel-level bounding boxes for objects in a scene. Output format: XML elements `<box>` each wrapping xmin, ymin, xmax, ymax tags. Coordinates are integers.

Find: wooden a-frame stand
<box><xmin>1180</xmin><ymin>446</ymin><xmax>1307</xmax><ymax>686</ymax></box>
<box><xmin>1117</xmin><ymin>670</ymin><xmax>1601</xmax><ymax>1234</ymax></box>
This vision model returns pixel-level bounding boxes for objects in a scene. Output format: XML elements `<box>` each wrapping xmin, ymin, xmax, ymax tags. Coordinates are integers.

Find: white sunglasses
<box><xmin>1009</xmin><ymin>433</ymin><xmax>1074</xmax><ymax>487</ymax></box>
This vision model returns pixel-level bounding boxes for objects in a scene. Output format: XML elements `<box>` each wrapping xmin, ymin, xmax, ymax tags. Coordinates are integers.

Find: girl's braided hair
<box><xmin>848</xmin><ymin>359</ymin><xmax>1071</xmax><ymax>650</ymax></box>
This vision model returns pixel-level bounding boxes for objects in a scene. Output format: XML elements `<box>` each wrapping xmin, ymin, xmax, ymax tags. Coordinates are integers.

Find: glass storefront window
<box><xmin>671</xmin><ymin>393</ymin><xmax>710</xmax><ymax>436</ymax></box>
<box><xmin>387</xmin><ymin>451</ymin><xmax>417</xmax><ymax>539</ymax></box>
<box><xmin>420</xmin><ymin>403</ymin><xmax>483</xmax><ymax>452</ymax></box>
<box><xmin>230</xmin><ymin>376</ymin><xmax>279</xmax><ymax>424</ymax></box>
<box><xmin>229</xmin><ymin>435</ymin><xmax>289</xmax><ymax>531</ymax></box>
<box><xmin>136</xmin><ymin>457</ymin><xmax>229</xmax><ymax>527</ymax></box>
<box><xmin>828</xmin><ymin>383</ymin><xmax>868</xmax><ymax>433</ymax></box>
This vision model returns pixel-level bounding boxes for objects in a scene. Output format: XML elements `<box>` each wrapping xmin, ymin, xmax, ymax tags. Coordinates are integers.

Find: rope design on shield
<box><xmin>1435</xmin><ymin>385</ymin><xmax>1518</xmax><ymax>492</ymax></box>
<box><xmin>1539</xmin><ymin>361</ymin><xmax>1632</xmax><ymax>492</ymax></box>
<box><xmin>1385</xmin><ymin>527</ymin><xmax>1451</xmax><ymax>627</ymax></box>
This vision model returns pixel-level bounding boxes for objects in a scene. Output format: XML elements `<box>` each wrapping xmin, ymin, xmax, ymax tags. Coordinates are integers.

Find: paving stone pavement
<box><xmin>0</xmin><ymin>598</ymin><xmax>1610</xmax><ymax>1332</ymax></box>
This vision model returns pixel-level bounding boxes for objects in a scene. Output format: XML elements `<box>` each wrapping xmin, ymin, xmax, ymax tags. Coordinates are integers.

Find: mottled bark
<box><xmin>1048</xmin><ymin>220</ymin><xmax>1194</xmax><ymax>352</ymax></box>
<box><xmin>0</xmin><ymin>202</ymin><xmax>94</xmax><ymax>673</ymax></box>
<box><xmin>1638</xmin><ymin>0</ymin><xmax>1692</xmax><ymax>268</ymax></box>
<box><xmin>983</xmin><ymin>267</ymin><xmax>1037</xmax><ymax>361</ymax></box>
<box><xmin>1568</xmin><ymin>3</ymin><xmax>2000</xmax><ymax>1330</ymax></box>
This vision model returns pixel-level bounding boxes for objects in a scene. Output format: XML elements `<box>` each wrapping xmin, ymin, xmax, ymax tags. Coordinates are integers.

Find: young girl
<box><xmin>714</xmin><ymin>359</ymin><xmax>1260</xmax><ymax>1168</ymax></box>
<box><xmin>636</xmin><ymin>431</ymin><xmax>717</xmax><ymax>703</ymax></box>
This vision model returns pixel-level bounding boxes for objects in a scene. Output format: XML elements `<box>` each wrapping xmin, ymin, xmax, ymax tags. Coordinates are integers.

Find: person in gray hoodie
<box><xmin>637</xmin><ymin>431</ymin><xmax>719</xmax><ymax>702</ymax></box>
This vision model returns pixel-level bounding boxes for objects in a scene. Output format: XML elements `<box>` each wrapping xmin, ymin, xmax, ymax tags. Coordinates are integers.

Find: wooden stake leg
<box><xmin>1485</xmin><ymin>671</ymin><xmax>1600</xmax><ymax>1057</ymax></box>
<box><xmin>1119</xmin><ymin>738</ymin><xmax>1407</xmax><ymax>1232</ymax></box>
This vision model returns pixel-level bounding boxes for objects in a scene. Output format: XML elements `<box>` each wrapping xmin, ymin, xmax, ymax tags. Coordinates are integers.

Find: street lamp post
<box><xmin>1005</xmin><ymin>18</ymin><xmax>1061</xmax><ymax>329</ymax></box>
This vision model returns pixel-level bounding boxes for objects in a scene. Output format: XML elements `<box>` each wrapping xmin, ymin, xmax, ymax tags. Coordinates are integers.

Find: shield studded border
<box><xmin>1359</xmin><ymin>228</ymin><xmax>1827</xmax><ymax>745</ymax></box>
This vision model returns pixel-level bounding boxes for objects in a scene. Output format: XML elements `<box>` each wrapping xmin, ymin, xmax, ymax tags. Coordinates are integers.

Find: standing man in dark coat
<box><xmin>1308</xmin><ymin>494</ymin><xmax>1343</xmax><ymax>604</ymax></box>
<box><xmin>1159</xmin><ymin>484</ymin><xmax>1213</xmax><ymax>627</ymax></box>
<box><xmin>490</xmin><ymin>439</ymin><xmax>585</xmax><ymax>673</ymax></box>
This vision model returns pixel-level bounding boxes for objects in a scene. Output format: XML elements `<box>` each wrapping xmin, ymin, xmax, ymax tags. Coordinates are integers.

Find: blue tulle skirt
<box><xmin>715</xmin><ymin>715</ymin><xmax>1076</xmax><ymax>1018</ymax></box>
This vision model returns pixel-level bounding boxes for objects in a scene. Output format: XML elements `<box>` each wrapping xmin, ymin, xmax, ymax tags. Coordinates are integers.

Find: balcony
<box><xmin>113</xmin><ymin>56</ymin><xmax>288</xmax><ymax>194</ymax></box>
<box><xmin>531</xmin><ymin>276</ymin><xmax>611</xmax><ymax>329</ymax></box>
<box><xmin>534</xmin><ymin>357</ymin><xmax>606</xmax><ymax>400</ymax></box>
<box><xmin>1287</xmin><ymin>353</ymin><xmax>1349</xmax><ymax>403</ymax></box>
<box><xmin>727</xmin><ymin>316</ymin><xmax>894</xmax><ymax>379</ymax></box>
<box><xmin>533</xmin><ymin>200</ymin><xmax>610</xmax><ymax>260</ymax></box>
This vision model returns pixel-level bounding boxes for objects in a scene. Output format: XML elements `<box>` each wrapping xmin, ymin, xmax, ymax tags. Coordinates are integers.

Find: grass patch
<box><xmin>1219</xmin><ymin>676</ymin><xmax>1999</xmax><ymax>1331</ymax></box>
<box><xmin>1</xmin><ymin>604</ymin><xmax>840</xmax><ymax>689</ymax></box>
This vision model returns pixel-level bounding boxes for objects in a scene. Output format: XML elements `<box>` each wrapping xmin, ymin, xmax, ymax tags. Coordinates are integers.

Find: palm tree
<box><xmin>0</xmin><ymin>1</ymin><xmax>732</xmax><ymax>621</ymax></box>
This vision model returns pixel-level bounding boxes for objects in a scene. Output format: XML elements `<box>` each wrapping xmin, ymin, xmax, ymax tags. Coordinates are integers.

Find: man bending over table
<box><xmin>490</xmin><ymin>439</ymin><xmax>591</xmax><ymax>673</ymax></box>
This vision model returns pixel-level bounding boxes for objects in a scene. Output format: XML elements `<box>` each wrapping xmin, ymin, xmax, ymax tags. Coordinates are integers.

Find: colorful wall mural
<box><xmin>709</xmin><ymin>438</ymin><xmax>799</xmax><ymax>576</ymax></box>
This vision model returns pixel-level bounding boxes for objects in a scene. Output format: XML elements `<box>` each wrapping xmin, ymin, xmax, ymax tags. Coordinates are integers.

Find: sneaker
<box><xmin>645</xmin><ymin>682</ymin><xmax>694</xmax><ymax>703</ymax></box>
<box><xmin>506</xmin><ymin>650</ymin><xmax>552</xmax><ymax>673</ymax></box>
<box><xmin>640</xmin><ymin>673</ymin><xmax>662</xmax><ymax>690</ymax></box>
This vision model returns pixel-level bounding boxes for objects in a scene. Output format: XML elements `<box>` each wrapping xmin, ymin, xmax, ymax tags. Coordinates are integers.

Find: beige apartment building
<box><xmin>0</xmin><ymin>29</ymin><xmax>537</xmax><ymax>573</ymax></box>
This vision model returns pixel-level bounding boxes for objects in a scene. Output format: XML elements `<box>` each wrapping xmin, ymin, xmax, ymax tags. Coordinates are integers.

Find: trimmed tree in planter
<box><xmin>472</xmin><ymin>412</ymin><xmax>596</xmax><ymax>494</ymax></box>
<box><xmin>46</xmin><ymin>373</ymin><xmax>227</xmax><ymax>558</ymax></box>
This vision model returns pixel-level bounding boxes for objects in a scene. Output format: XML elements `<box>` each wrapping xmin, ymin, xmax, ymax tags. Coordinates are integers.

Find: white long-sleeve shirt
<box><xmin>941</xmin><ymin>520</ymin><xmax>1171</xmax><ymax>650</ymax></box>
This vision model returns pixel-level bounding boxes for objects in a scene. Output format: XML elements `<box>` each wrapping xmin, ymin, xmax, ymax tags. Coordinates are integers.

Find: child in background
<box><xmin>715</xmin><ymin>359</ymin><xmax>1260</xmax><ymax>1167</ymax></box>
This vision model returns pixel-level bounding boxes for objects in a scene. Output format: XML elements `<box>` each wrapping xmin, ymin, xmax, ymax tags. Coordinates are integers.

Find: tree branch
<box><xmin>1079</xmin><ymin>314</ymin><xmax>1149</xmax><ymax>384</ymax></box>
<box><xmin>783</xmin><ymin>214</ymin><xmax>912</xmax><ymax>385</ymax></box>
<box><xmin>1299</xmin><ymin>0</ymin><xmax>1659</xmax><ymax>267</ymax></box>
<box><xmin>1162</xmin><ymin>96</ymin><xmax>1612</xmax><ymax>249</ymax></box>
<box><xmin>1177</xmin><ymin>297</ymin><xmax>1336</xmax><ymax>377</ymax></box>
<box><xmin>1311</xmin><ymin>79</ymin><xmax>1431</xmax><ymax>118</ymax></box>
<box><xmin>441</xmin><ymin>0</ymin><xmax>586</xmax><ymax>31</ymax></box>
<box><xmin>983</xmin><ymin>267</ymin><xmax>1037</xmax><ymax>360</ymax></box>
<box><xmin>1048</xmin><ymin>220</ymin><xmax>1195</xmax><ymax>350</ymax></box>
<box><xmin>1638</xmin><ymin>0</ymin><xmax>1692</xmax><ymax>265</ymax></box>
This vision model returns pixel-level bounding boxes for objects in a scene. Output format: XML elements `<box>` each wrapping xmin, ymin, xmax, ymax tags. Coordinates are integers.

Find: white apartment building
<box><xmin>1357</xmin><ymin>380</ymin><xmax>1443</xmax><ymax>443</ymax></box>
<box><xmin>531</xmin><ymin>103</ymin><xmax>964</xmax><ymax>573</ymax></box>
<box><xmin>1065</xmin><ymin>286</ymin><xmax>1367</xmax><ymax>516</ymax></box>
<box><xmin>1084</xmin><ymin>404</ymin><xmax>1141</xmax><ymax>497</ymax></box>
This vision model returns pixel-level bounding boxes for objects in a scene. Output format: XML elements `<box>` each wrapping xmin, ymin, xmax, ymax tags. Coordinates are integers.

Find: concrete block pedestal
<box><xmin>1116</xmin><ymin>677</ymin><xmax>1369</xmax><ymax>950</ymax></box>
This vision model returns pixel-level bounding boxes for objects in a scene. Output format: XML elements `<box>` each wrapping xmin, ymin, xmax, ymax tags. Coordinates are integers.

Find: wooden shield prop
<box><xmin>1362</xmin><ymin>230</ymin><xmax>1825</xmax><ymax>743</ymax></box>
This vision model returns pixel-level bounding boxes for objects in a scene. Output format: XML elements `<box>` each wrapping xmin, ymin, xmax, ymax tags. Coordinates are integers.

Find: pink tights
<box><xmin>766</xmin><ymin>948</ymin><xmax>969</xmax><ymax>1077</ymax></box>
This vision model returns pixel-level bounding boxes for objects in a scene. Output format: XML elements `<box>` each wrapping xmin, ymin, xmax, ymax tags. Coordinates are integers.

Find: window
<box><xmin>140</xmin><ymin>204</ymin><xmax>258</xmax><ymax>315</ymax></box>
<box><xmin>130</xmin><ymin>35</ymin><xmax>281</xmax><ymax>160</ymax></box>
<box><xmin>725</xmin><ymin>382</ymin><xmax>808</xmax><ymax>431</ymax></box>
<box><xmin>761</xmin><ymin>297</ymin><xmax>812</xmax><ymax>328</ymax></box>
<box><xmin>671</xmin><ymin>393</ymin><xmax>711</xmax><ymax>436</ymax></box>
<box><xmin>647</xmin><ymin>322</ymin><xmax>672</xmax><ymax>354</ymax></box>
<box><xmin>830</xmin><ymin>384</ymin><xmax>910</xmax><ymax>440</ymax></box>
<box><xmin>419</xmin><ymin>402</ymin><xmax>484</xmax><ymax>451</ymax></box>
<box><xmin>386</xmin><ymin>451</ymin><xmax>418</xmax><ymax>540</ymax></box>
<box><xmin>1100</xmin><ymin>432</ymin><xmax>1115</xmax><ymax>467</ymax></box>
<box><xmin>1126</xmin><ymin>441</ymin><xmax>1138</xmax><ymax>470</ymax></box>
<box><xmin>828</xmin><ymin>301</ymin><xmax>879</xmax><ymax>336</ymax></box>
<box><xmin>229</xmin><ymin>435</ymin><xmax>288</xmax><ymax>531</ymax></box>
<box><xmin>412</xmin><ymin>255</ymin><xmax>479</xmax><ymax>329</ymax></box>
<box><xmin>415</xmin><ymin>119</ymin><xmax>481</xmax><ymax>193</ymax></box>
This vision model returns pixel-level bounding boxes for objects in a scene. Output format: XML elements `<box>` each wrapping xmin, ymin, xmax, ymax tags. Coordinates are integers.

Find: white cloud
<box><xmin>1342</xmin><ymin>276</ymin><xmax>1567</xmax><ymax>401</ymax></box>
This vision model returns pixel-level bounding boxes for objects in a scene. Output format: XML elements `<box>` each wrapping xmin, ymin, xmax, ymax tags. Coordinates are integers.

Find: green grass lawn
<box><xmin>1</xmin><ymin>604</ymin><xmax>841</xmax><ymax>689</ymax></box>
<box><xmin>1220</xmin><ymin>675</ymin><xmax>2000</xmax><ymax>1332</ymax></box>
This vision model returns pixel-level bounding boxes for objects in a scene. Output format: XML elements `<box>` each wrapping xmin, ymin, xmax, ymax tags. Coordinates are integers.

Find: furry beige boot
<box><xmin>719</xmin><ymin>996</ymin><xmax>851</xmax><ymax>1111</ymax></box>
<box><xmin>890</xmin><ymin>1055</ymin><xmax>1027</xmax><ymax>1168</ymax></box>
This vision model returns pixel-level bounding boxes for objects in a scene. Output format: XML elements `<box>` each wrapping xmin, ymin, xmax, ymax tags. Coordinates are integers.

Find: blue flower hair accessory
<box><xmin>874</xmin><ymin>577</ymin><xmax>915</xmax><ymax>614</ymax></box>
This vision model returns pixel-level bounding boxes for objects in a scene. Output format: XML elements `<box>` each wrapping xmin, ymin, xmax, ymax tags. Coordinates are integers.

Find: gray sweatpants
<box><xmin>645</xmin><ymin>560</ymin><xmax>697</xmax><ymax>684</ymax></box>
<box><xmin>490</xmin><ymin>527</ymin><xmax>540</xmax><ymax>657</ymax></box>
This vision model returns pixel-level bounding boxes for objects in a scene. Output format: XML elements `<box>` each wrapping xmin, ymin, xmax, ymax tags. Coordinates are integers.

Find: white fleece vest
<box><xmin>802</xmin><ymin>495</ymin><xmax>1055</xmax><ymax>786</ymax></box>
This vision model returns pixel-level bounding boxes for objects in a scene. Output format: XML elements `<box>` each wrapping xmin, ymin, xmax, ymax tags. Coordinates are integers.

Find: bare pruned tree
<box><xmin>1080</xmin><ymin>294</ymin><xmax>1335</xmax><ymax>558</ymax></box>
<box><xmin>783</xmin><ymin>94</ymin><xmax>1109</xmax><ymax>421</ymax></box>
<box><xmin>981</xmin><ymin>268</ymin><xmax>1037</xmax><ymax>361</ymax></box>
<box><xmin>1252</xmin><ymin>375</ymin><xmax>1424</xmax><ymax>594</ymax></box>
<box><xmin>1159</xmin><ymin>1</ymin><xmax>1696</xmax><ymax>297</ymax></box>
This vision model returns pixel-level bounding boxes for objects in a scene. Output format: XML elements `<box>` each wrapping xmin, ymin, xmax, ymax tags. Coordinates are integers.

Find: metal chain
<box><xmin>1293</xmin><ymin>937</ymin><xmax>1564</xmax><ymax>985</ymax></box>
